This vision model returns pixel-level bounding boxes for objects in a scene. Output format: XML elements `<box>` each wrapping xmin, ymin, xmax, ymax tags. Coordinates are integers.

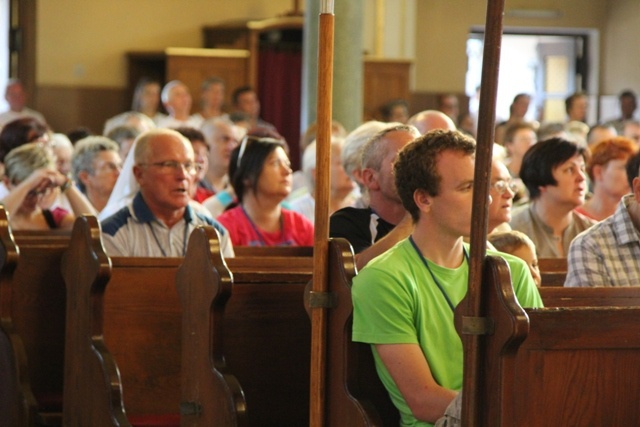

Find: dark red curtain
<box><xmin>258</xmin><ymin>47</ymin><xmax>303</xmax><ymax>170</ymax></box>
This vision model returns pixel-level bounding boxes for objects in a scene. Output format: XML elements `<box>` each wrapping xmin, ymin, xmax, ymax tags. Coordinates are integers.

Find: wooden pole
<box><xmin>309</xmin><ymin>1</ymin><xmax>334</xmax><ymax>426</ymax></box>
<box><xmin>459</xmin><ymin>0</ymin><xmax>505</xmax><ymax>425</ymax></box>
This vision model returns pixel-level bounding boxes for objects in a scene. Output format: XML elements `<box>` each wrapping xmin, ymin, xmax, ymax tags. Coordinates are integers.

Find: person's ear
<box><xmin>133</xmin><ymin>165</ymin><xmax>144</xmax><ymax>182</ymax></box>
<box><xmin>361</xmin><ymin>168</ymin><xmax>379</xmax><ymax>191</ymax></box>
<box><xmin>592</xmin><ymin>164</ymin><xmax>603</xmax><ymax>182</ymax></box>
<box><xmin>414</xmin><ymin>189</ymin><xmax>431</xmax><ymax>213</ymax></box>
<box><xmin>78</xmin><ymin>170</ymin><xmax>90</xmax><ymax>186</ymax></box>
<box><xmin>2</xmin><ymin>176</ymin><xmax>11</xmax><ymax>189</ymax></box>
<box><xmin>633</xmin><ymin>177</ymin><xmax>640</xmax><ymax>202</ymax></box>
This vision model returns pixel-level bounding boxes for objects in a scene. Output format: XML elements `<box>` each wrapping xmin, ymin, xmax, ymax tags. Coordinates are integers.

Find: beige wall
<box><xmin>602</xmin><ymin>0</ymin><xmax>640</xmax><ymax>94</ymax></box>
<box><xmin>414</xmin><ymin>0</ymin><xmax>609</xmax><ymax>93</ymax></box>
<box><xmin>33</xmin><ymin>0</ymin><xmax>639</xmax><ymax>131</ymax></box>
<box><xmin>36</xmin><ymin>0</ymin><xmax>636</xmax><ymax>92</ymax></box>
<box><xmin>36</xmin><ymin>0</ymin><xmax>292</xmax><ymax>86</ymax></box>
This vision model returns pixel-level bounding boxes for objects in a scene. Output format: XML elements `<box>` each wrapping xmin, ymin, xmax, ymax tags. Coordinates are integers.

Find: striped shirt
<box><xmin>101</xmin><ymin>192</ymin><xmax>234</xmax><ymax>258</ymax></box>
<box><xmin>565</xmin><ymin>194</ymin><xmax>640</xmax><ymax>287</ymax></box>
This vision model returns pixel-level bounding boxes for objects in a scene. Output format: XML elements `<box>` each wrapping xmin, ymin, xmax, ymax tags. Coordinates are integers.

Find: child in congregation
<box><xmin>488</xmin><ymin>230</ymin><xmax>541</xmax><ymax>287</ymax></box>
<box><xmin>216</xmin><ymin>135</ymin><xmax>314</xmax><ymax>247</ymax></box>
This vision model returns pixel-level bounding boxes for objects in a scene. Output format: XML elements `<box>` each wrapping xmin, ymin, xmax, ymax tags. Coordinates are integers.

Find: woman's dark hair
<box><xmin>520</xmin><ymin>137</ymin><xmax>588</xmax><ymax>200</ymax></box>
<box><xmin>229</xmin><ymin>135</ymin><xmax>287</xmax><ymax>204</ymax></box>
<box><xmin>0</xmin><ymin>117</ymin><xmax>48</xmax><ymax>162</ymax></box>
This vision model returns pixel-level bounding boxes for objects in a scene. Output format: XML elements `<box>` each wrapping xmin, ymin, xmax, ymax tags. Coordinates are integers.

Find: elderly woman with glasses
<box><xmin>216</xmin><ymin>135</ymin><xmax>314</xmax><ymax>247</ymax></box>
<box><xmin>1</xmin><ymin>142</ymin><xmax>96</xmax><ymax>230</ymax></box>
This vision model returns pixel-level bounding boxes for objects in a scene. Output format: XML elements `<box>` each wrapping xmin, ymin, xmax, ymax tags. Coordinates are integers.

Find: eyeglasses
<box><xmin>491</xmin><ymin>180</ymin><xmax>518</xmax><ymax>195</ymax></box>
<box><xmin>140</xmin><ymin>160</ymin><xmax>199</xmax><ymax>175</ymax></box>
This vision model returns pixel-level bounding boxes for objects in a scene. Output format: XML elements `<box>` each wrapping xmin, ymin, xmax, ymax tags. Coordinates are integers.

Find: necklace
<box><xmin>241</xmin><ymin>205</ymin><xmax>286</xmax><ymax>247</ymax></box>
<box><xmin>408</xmin><ymin>236</ymin><xmax>469</xmax><ymax>312</ymax></box>
<box><xmin>147</xmin><ymin>220</ymin><xmax>189</xmax><ymax>257</ymax></box>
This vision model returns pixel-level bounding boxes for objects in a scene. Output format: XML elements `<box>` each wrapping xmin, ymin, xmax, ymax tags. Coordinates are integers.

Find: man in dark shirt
<box><xmin>330</xmin><ymin>124</ymin><xmax>419</xmax><ymax>269</ymax></box>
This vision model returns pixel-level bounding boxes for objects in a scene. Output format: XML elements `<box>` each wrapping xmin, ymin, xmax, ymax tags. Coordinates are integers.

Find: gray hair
<box><xmin>4</xmin><ymin>142</ymin><xmax>54</xmax><ymax>185</ymax></box>
<box><xmin>106</xmin><ymin>125</ymin><xmax>140</xmax><ymax>146</ymax></box>
<box><xmin>201</xmin><ymin>116</ymin><xmax>235</xmax><ymax>143</ymax></box>
<box><xmin>302</xmin><ymin>137</ymin><xmax>345</xmax><ymax>191</ymax></box>
<box><xmin>161</xmin><ymin>80</ymin><xmax>185</xmax><ymax>104</ymax></box>
<box><xmin>361</xmin><ymin>124</ymin><xmax>420</xmax><ymax>171</ymax></box>
<box><xmin>72</xmin><ymin>136</ymin><xmax>120</xmax><ymax>193</ymax></box>
<box><xmin>341</xmin><ymin>121</ymin><xmax>395</xmax><ymax>180</ymax></box>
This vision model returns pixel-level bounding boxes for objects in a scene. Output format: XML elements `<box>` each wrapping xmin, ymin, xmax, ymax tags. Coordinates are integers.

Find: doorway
<box><xmin>0</xmin><ymin>0</ymin><xmax>9</xmax><ymax>111</ymax></box>
<box><xmin>466</xmin><ymin>27</ymin><xmax>599</xmax><ymax>125</ymax></box>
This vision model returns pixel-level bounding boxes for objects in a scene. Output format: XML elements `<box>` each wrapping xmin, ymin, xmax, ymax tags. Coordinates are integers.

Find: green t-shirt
<box><xmin>352</xmin><ymin>239</ymin><xmax>543</xmax><ymax>427</ymax></box>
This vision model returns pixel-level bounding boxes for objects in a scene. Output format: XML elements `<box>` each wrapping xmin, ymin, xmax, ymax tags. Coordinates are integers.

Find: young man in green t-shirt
<box><xmin>352</xmin><ymin>129</ymin><xmax>543</xmax><ymax>427</ymax></box>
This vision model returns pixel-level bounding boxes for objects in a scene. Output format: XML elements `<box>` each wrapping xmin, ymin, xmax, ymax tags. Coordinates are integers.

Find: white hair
<box><xmin>341</xmin><ymin>121</ymin><xmax>398</xmax><ymax>180</ymax></box>
<box><xmin>161</xmin><ymin>80</ymin><xmax>184</xmax><ymax>104</ymax></box>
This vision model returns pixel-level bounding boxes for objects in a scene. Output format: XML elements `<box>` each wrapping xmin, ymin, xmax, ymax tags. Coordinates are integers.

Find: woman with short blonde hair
<box><xmin>2</xmin><ymin>143</ymin><xmax>96</xmax><ymax>230</ymax></box>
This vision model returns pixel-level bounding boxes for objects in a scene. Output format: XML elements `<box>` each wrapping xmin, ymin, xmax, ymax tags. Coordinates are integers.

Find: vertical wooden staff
<box><xmin>309</xmin><ymin>1</ymin><xmax>334</xmax><ymax>426</ymax></box>
<box><xmin>458</xmin><ymin>0</ymin><xmax>505</xmax><ymax>425</ymax></box>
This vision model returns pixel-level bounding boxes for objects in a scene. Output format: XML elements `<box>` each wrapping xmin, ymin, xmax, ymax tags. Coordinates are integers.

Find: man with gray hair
<box><xmin>200</xmin><ymin>117</ymin><xmax>241</xmax><ymax>217</ymax></box>
<box><xmin>330</xmin><ymin>124</ymin><xmax>419</xmax><ymax>269</ymax></box>
<box><xmin>72</xmin><ymin>136</ymin><xmax>122</xmax><ymax>213</ymax></box>
<box><xmin>340</xmin><ymin>120</ymin><xmax>394</xmax><ymax>207</ymax></box>
<box><xmin>101</xmin><ymin>128</ymin><xmax>233</xmax><ymax>258</ymax></box>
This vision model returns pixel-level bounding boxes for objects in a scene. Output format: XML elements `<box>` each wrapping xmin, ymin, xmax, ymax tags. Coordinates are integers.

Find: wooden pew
<box><xmin>459</xmin><ymin>256</ymin><xmax>640</xmax><ymax>426</ymax></box>
<box><xmin>63</xmin><ymin>218</ymin><xmax>314</xmax><ymax>426</ymax></box>
<box><xmin>321</xmin><ymin>237</ymin><xmax>399</xmax><ymax>426</ymax></box>
<box><xmin>0</xmin><ymin>206</ymin><xmax>71</xmax><ymax>427</ymax></box>
<box><xmin>62</xmin><ymin>216</ymin><xmax>182</xmax><ymax>426</ymax></box>
<box><xmin>540</xmin><ymin>286</ymin><xmax>640</xmax><ymax>307</ymax></box>
<box><xmin>538</xmin><ymin>257</ymin><xmax>567</xmax><ymax>287</ymax></box>
<box><xmin>177</xmin><ymin>226</ymin><xmax>314</xmax><ymax>426</ymax></box>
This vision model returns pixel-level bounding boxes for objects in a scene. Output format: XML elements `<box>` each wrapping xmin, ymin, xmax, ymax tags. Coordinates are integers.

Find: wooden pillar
<box><xmin>301</xmin><ymin>0</ymin><xmax>363</xmax><ymax>133</ymax></box>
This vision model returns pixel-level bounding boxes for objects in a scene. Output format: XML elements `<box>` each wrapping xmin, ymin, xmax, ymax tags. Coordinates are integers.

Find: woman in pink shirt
<box><xmin>217</xmin><ymin>136</ymin><xmax>314</xmax><ymax>247</ymax></box>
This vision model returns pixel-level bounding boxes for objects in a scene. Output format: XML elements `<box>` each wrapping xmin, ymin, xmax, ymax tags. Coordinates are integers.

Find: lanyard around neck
<box><xmin>408</xmin><ymin>236</ymin><xmax>469</xmax><ymax>312</ymax></box>
<box><xmin>241</xmin><ymin>204</ymin><xmax>285</xmax><ymax>247</ymax></box>
<box><xmin>147</xmin><ymin>220</ymin><xmax>189</xmax><ymax>257</ymax></box>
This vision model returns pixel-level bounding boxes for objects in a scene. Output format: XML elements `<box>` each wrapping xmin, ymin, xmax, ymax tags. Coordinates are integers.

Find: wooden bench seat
<box><xmin>177</xmin><ymin>226</ymin><xmax>314</xmax><ymax>426</ymax></box>
<box><xmin>0</xmin><ymin>206</ymin><xmax>71</xmax><ymax>427</ymax></box>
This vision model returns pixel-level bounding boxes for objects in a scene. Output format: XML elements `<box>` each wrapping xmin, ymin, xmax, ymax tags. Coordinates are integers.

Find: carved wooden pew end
<box><xmin>0</xmin><ymin>204</ymin><xmax>71</xmax><ymax>426</ymax></box>
<box><xmin>62</xmin><ymin>215</ymin><xmax>182</xmax><ymax>426</ymax></box>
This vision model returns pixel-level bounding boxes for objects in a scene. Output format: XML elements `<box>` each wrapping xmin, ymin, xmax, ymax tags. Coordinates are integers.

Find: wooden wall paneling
<box><xmin>37</xmin><ymin>85</ymin><xmax>127</xmax><ymax>134</ymax></box>
<box><xmin>165</xmin><ymin>48</ymin><xmax>250</xmax><ymax>112</ymax></box>
<box><xmin>363</xmin><ymin>58</ymin><xmax>412</xmax><ymax>121</ymax></box>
